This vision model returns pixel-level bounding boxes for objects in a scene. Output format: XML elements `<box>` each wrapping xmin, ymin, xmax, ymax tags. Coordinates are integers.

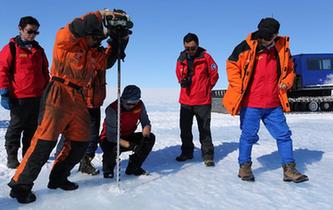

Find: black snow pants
<box><xmin>179</xmin><ymin>104</ymin><xmax>214</xmax><ymax>160</ymax></box>
<box><xmin>5</xmin><ymin>97</ymin><xmax>41</xmax><ymax>159</ymax></box>
<box><xmin>100</xmin><ymin>132</ymin><xmax>155</xmax><ymax>174</ymax></box>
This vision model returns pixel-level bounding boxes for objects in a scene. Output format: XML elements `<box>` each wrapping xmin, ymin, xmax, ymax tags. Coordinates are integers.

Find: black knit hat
<box><xmin>121</xmin><ymin>85</ymin><xmax>141</xmax><ymax>101</ymax></box>
<box><xmin>257</xmin><ymin>17</ymin><xmax>280</xmax><ymax>41</ymax></box>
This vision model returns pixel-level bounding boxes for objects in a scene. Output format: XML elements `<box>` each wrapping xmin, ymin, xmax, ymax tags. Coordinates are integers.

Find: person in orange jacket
<box><xmin>223</xmin><ymin>17</ymin><xmax>308</xmax><ymax>183</ymax></box>
<box><xmin>8</xmin><ymin>9</ymin><xmax>132</xmax><ymax>204</ymax></box>
<box><xmin>0</xmin><ymin>16</ymin><xmax>49</xmax><ymax>169</ymax></box>
<box><xmin>55</xmin><ymin>69</ymin><xmax>107</xmax><ymax>176</ymax></box>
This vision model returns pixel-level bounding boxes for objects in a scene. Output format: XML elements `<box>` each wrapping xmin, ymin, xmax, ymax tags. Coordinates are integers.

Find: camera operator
<box><xmin>175</xmin><ymin>33</ymin><xmax>219</xmax><ymax>167</ymax></box>
<box><xmin>8</xmin><ymin>9</ymin><xmax>132</xmax><ymax>204</ymax></box>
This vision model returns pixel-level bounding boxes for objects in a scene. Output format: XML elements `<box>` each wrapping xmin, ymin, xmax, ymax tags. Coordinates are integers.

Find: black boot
<box><xmin>48</xmin><ymin>178</ymin><xmax>79</xmax><ymax>191</ymax></box>
<box><xmin>125</xmin><ymin>155</ymin><xmax>149</xmax><ymax>176</ymax></box>
<box><xmin>78</xmin><ymin>154</ymin><xmax>100</xmax><ymax>175</ymax></box>
<box><xmin>176</xmin><ymin>153</ymin><xmax>193</xmax><ymax>162</ymax></box>
<box><xmin>103</xmin><ymin>159</ymin><xmax>116</xmax><ymax>179</ymax></box>
<box><xmin>204</xmin><ymin>159</ymin><xmax>215</xmax><ymax>167</ymax></box>
<box><xmin>203</xmin><ymin>154</ymin><xmax>215</xmax><ymax>167</ymax></box>
<box><xmin>8</xmin><ymin>185</ymin><xmax>36</xmax><ymax>204</ymax></box>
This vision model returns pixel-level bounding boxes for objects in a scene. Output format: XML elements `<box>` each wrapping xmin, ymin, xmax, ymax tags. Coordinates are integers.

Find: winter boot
<box><xmin>7</xmin><ymin>155</ymin><xmax>20</xmax><ymax>169</ymax></box>
<box><xmin>9</xmin><ymin>188</ymin><xmax>36</xmax><ymax>204</ymax></box>
<box><xmin>238</xmin><ymin>161</ymin><xmax>255</xmax><ymax>182</ymax></box>
<box><xmin>203</xmin><ymin>153</ymin><xmax>215</xmax><ymax>167</ymax></box>
<box><xmin>282</xmin><ymin>162</ymin><xmax>309</xmax><ymax>183</ymax></box>
<box><xmin>102</xmin><ymin>148</ymin><xmax>117</xmax><ymax>179</ymax></box>
<box><xmin>48</xmin><ymin>178</ymin><xmax>79</xmax><ymax>191</ymax></box>
<box><xmin>78</xmin><ymin>154</ymin><xmax>100</xmax><ymax>175</ymax></box>
<box><xmin>104</xmin><ymin>171</ymin><xmax>114</xmax><ymax>179</ymax></box>
<box><xmin>204</xmin><ymin>159</ymin><xmax>215</xmax><ymax>167</ymax></box>
<box><xmin>176</xmin><ymin>153</ymin><xmax>193</xmax><ymax>162</ymax></box>
<box><xmin>125</xmin><ymin>155</ymin><xmax>149</xmax><ymax>176</ymax></box>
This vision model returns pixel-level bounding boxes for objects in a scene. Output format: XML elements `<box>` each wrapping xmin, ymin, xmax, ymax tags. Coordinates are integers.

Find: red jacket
<box><xmin>241</xmin><ymin>47</ymin><xmax>280</xmax><ymax>108</ymax></box>
<box><xmin>176</xmin><ymin>47</ymin><xmax>219</xmax><ymax>105</ymax></box>
<box><xmin>99</xmin><ymin>100</ymin><xmax>143</xmax><ymax>142</ymax></box>
<box><xmin>0</xmin><ymin>37</ymin><xmax>50</xmax><ymax>98</ymax></box>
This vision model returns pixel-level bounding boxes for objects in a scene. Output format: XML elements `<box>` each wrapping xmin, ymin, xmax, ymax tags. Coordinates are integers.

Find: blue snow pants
<box><xmin>238</xmin><ymin>106</ymin><xmax>295</xmax><ymax>165</ymax></box>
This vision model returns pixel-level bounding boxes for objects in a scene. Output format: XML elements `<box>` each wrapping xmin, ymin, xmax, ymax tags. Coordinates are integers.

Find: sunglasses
<box><xmin>125</xmin><ymin>102</ymin><xmax>138</xmax><ymax>106</ymax></box>
<box><xmin>122</xmin><ymin>99</ymin><xmax>139</xmax><ymax>107</ymax></box>
<box><xmin>185</xmin><ymin>46</ymin><xmax>197</xmax><ymax>52</ymax></box>
<box><xmin>26</xmin><ymin>30</ymin><xmax>39</xmax><ymax>35</ymax></box>
<box><xmin>263</xmin><ymin>34</ymin><xmax>277</xmax><ymax>42</ymax></box>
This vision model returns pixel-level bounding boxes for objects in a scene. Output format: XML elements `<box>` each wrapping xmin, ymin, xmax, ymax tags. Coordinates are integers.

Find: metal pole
<box><xmin>116</xmin><ymin>39</ymin><xmax>122</xmax><ymax>189</ymax></box>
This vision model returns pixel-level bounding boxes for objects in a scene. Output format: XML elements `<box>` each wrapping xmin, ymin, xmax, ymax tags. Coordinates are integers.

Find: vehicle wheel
<box><xmin>320</xmin><ymin>102</ymin><xmax>332</xmax><ymax>111</ymax></box>
<box><xmin>307</xmin><ymin>101</ymin><xmax>319</xmax><ymax>112</ymax></box>
<box><xmin>291</xmin><ymin>102</ymin><xmax>300</xmax><ymax>112</ymax></box>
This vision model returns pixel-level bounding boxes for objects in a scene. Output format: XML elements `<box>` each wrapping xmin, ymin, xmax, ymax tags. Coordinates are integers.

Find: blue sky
<box><xmin>1</xmin><ymin>0</ymin><xmax>333</xmax><ymax>89</ymax></box>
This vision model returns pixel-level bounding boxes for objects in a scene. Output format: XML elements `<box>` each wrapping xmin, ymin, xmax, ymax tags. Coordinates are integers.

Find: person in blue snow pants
<box><xmin>239</xmin><ymin>107</ymin><xmax>294</xmax><ymax>165</ymax></box>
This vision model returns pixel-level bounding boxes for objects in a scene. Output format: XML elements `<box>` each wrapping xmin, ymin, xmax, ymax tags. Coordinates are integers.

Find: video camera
<box><xmin>180</xmin><ymin>77</ymin><xmax>192</xmax><ymax>88</ymax></box>
<box><xmin>105</xmin><ymin>9</ymin><xmax>133</xmax><ymax>38</ymax></box>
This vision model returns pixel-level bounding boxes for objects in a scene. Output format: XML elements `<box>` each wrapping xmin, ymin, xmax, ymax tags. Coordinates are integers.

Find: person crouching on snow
<box><xmin>99</xmin><ymin>85</ymin><xmax>155</xmax><ymax>178</ymax></box>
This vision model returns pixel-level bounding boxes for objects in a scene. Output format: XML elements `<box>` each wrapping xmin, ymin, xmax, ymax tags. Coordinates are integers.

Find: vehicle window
<box><xmin>307</xmin><ymin>58</ymin><xmax>333</xmax><ymax>70</ymax></box>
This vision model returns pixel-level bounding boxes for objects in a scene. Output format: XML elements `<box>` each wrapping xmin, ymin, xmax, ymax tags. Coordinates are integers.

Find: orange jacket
<box><xmin>51</xmin><ymin>11</ymin><xmax>110</xmax><ymax>88</ymax></box>
<box><xmin>223</xmin><ymin>33</ymin><xmax>295</xmax><ymax>115</ymax></box>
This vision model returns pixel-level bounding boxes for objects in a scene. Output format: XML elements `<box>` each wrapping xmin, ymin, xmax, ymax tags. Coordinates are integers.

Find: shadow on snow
<box><xmin>254</xmin><ymin>148</ymin><xmax>324</xmax><ymax>174</ymax></box>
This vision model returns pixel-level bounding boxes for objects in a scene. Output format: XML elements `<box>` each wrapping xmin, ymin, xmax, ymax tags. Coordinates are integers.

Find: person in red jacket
<box><xmin>0</xmin><ymin>16</ymin><xmax>49</xmax><ymax>169</ymax></box>
<box><xmin>175</xmin><ymin>33</ymin><xmax>219</xmax><ymax>166</ymax></box>
<box><xmin>99</xmin><ymin>85</ymin><xmax>155</xmax><ymax>178</ymax></box>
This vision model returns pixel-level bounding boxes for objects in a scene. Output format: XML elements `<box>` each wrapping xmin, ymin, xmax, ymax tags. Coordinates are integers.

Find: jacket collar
<box><xmin>245</xmin><ymin>32</ymin><xmax>289</xmax><ymax>52</ymax></box>
<box><xmin>177</xmin><ymin>47</ymin><xmax>206</xmax><ymax>62</ymax></box>
<box><xmin>11</xmin><ymin>36</ymin><xmax>40</xmax><ymax>49</ymax></box>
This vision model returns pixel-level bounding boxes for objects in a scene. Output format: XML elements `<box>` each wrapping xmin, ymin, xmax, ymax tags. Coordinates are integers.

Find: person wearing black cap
<box><xmin>99</xmin><ymin>85</ymin><xmax>155</xmax><ymax>178</ymax></box>
<box><xmin>223</xmin><ymin>17</ymin><xmax>308</xmax><ymax>183</ymax></box>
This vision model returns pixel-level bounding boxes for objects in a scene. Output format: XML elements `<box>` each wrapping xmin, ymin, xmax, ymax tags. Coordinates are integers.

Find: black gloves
<box><xmin>107</xmin><ymin>37</ymin><xmax>129</xmax><ymax>60</ymax></box>
<box><xmin>128</xmin><ymin>136</ymin><xmax>149</xmax><ymax>153</ymax></box>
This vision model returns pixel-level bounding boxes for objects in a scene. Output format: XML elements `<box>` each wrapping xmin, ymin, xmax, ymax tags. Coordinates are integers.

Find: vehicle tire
<box><xmin>320</xmin><ymin>102</ymin><xmax>332</xmax><ymax>111</ymax></box>
<box><xmin>307</xmin><ymin>101</ymin><xmax>319</xmax><ymax>112</ymax></box>
<box><xmin>291</xmin><ymin>102</ymin><xmax>300</xmax><ymax>112</ymax></box>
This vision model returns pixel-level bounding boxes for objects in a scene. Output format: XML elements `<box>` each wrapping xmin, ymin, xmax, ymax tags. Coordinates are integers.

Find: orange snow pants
<box><xmin>10</xmin><ymin>81</ymin><xmax>90</xmax><ymax>187</ymax></box>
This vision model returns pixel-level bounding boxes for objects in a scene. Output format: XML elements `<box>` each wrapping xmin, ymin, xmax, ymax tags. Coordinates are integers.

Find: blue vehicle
<box><xmin>289</xmin><ymin>54</ymin><xmax>333</xmax><ymax>111</ymax></box>
<box><xmin>212</xmin><ymin>53</ymin><xmax>333</xmax><ymax>113</ymax></box>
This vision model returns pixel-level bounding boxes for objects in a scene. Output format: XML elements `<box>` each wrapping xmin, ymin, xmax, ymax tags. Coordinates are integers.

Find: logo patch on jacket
<box><xmin>211</xmin><ymin>63</ymin><xmax>217</xmax><ymax>70</ymax></box>
<box><xmin>18</xmin><ymin>54</ymin><xmax>28</xmax><ymax>58</ymax></box>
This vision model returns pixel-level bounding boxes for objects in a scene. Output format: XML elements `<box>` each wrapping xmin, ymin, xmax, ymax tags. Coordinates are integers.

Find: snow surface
<box><xmin>0</xmin><ymin>88</ymin><xmax>332</xmax><ymax>210</ymax></box>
